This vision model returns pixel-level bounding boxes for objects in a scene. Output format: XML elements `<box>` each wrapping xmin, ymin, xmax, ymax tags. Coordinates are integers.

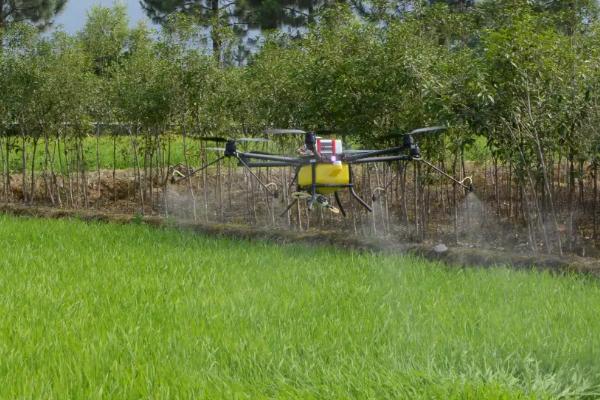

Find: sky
<box><xmin>53</xmin><ymin>0</ymin><xmax>151</xmax><ymax>33</ymax></box>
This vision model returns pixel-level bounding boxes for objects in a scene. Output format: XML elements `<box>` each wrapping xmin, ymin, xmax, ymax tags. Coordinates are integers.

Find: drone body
<box><xmin>297</xmin><ymin>137</ymin><xmax>348</xmax><ymax>195</ymax></box>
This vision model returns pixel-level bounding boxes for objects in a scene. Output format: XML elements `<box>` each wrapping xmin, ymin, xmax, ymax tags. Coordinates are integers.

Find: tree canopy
<box><xmin>0</xmin><ymin>0</ymin><xmax>67</xmax><ymax>29</ymax></box>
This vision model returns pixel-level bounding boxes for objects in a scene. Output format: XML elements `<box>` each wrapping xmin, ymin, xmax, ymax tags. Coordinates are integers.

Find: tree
<box><xmin>429</xmin><ymin>0</ymin><xmax>473</xmax><ymax>11</ymax></box>
<box><xmin>0</xmin><ymin>22</ymin><xmax>46</xmax><ymax>203</ymax></box>
<box><xmin>79</xmin><ymin>4</ymin><xmax>129</xmax><ymax>75</ymax></box>
<box><xmin>140</xmin><ymin>0</ymin><xmax>319</xmax><ymax>60</ymax></box>
<box><xmin>0</xmin><ymin>0</ymin><xmax>67</xmax><ymax>29</ymax></box>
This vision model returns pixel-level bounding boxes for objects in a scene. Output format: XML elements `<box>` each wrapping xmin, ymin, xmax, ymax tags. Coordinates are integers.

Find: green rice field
<box><xmin>0</xmin><ymin>214</ymin><xmax>599</xmax><ymax>399</ymax></box>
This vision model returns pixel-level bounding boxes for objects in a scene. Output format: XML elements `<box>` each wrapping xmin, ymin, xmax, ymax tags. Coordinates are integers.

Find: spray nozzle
<box><xmin>265</xmin><ymin>182</ymin><xmax>279</xmax><ymax>198</ymax></box>
<box><xmin>371</xmin><ymin>187</ymin><xmax>386</xmax><ymax>202</ymax></box>
<box><xmin>459</xmin><ymin>176</ymin><xmax>473</xmax><ymax>192</ymax></box>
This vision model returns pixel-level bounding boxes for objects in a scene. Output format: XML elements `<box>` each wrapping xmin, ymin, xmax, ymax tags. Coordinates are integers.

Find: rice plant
<box><xmin>0</xmin><ymin>215</ymin><xmax>599</xmax><ymax>398</ymax></box>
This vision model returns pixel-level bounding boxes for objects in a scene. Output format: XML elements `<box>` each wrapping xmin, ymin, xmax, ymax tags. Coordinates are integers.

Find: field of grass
<box><xmin>0</xmin><ymin>215</ymin><xmax>599</xmax><ymax>399</ymax></box>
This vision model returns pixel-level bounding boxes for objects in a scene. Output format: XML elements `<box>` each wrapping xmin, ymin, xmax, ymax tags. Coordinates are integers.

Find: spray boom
<box><xmin>460</xmin><ymin>177</ymin><xmax>474</xmax><ymax>192</ymax></box>
<box><xmin>419</xmin><ymin>159</ymin><xmax>473</xmax><ymax>192</ymax></box>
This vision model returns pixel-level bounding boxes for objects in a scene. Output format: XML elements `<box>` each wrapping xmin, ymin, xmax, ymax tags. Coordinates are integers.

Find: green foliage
<box><xmin>140</xmin><ymin>0</ymin><xmax>322</xmax><ymax>60</ymax></box>
<box><xmin>79</xmin><ymin>4</ymin><xmax>129</xmax><ymax>75</ymax></box>
<box><xmin>1</xmin><ymin>214</ymin><xmax>600</xmax><ymax>398</ymax></box>
<box><xmin>112</xmin><ymin>24</ymin><xmax>179</xmax><ymax>129</ymax></box>
<box><xmin>0</xmin><ymin>23</ymin><xmax>42</xmax><ymax>125</ymax></box>
<box><xmin>0</xmin><ymin>0</ymin><xmax>67</xmax><ymax>29</ymax></box>
<box><xmin>3</xmin><ymin>1</ymin><xmax>600</xmax><ymax>172</ymax></box>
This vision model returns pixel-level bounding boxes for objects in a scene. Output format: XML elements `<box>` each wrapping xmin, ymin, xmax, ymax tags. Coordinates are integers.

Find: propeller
<box><xmin>205</xmin><ymin>147</ymin><xmax>225</xmax><ymax>152</ymax></box>
<box><xmin>199</xmin><ymin>136</ymin><xmax>270</xmax><ymax>143</ymax></box>
<box><xmin>265</xmin><ymin>128</ymin><xmax>306</xmax><ymax>135</ymax></box>
<box><xmin>379</xmin><ymin>126</ymin><xmax>447</xmax><ymax>141</ymax></box>
<box><xmin>409</xmin><ymin>126</ymin><xmax>447</xmax><ymax>136</ymax></box>
<box><xmin>237</xmin><ymin>137</ymin><xmax>270</xmax><ymax>142</ymax></box>
<box><xmin>265</xmin><ymin>128</ymin><xmax>335</xmax><ymax>136</ymax></box>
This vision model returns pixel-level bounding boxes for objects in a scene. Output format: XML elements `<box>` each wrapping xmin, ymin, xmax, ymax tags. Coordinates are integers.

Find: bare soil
<box><xmin>1</xmin><ymin>202</ymin><xmax>599</xmax><ymax>277</ymax></box>
<box><xmin>4</xmin><ymin>165</ymin><xmax>600</xmax><ymax>266</ymax></box>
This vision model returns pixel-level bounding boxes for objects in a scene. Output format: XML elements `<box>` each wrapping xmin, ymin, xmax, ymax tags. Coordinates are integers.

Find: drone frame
<box><xmin>171</xmin><ymin>128</ymin><xmax>473</xmax><ymax>217</ymax></box>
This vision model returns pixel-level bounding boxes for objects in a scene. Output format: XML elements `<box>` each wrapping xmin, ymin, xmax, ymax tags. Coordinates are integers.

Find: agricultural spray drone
<box><xmin>170</xmin><ymin>127</ymin><xmax>473</xmax><ymax>216</ymax></box>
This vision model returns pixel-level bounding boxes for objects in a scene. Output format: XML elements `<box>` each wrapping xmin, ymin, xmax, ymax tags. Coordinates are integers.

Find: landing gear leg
<box><xmin>348</xmin><ymin>165</ymin><xmax>373</xmax><ymax>212</ymax></box>
<box><xmin>308</xmin><ymin>161</ymin><xmax>317</xmax><ymax>210</ymax></box>
<box><xmin>280</xmin><ymin>198</ymin><xmax>298</xmax><ymax>218</ymax></box>
<box><xmin>334</xmin><ymin>191</ymin><xmax>347</xmax><ymax>217</ymax></box>
<box><xmin>350</xmin><ymin>187</ymin><xmax>373</xmax><ymax>212</ymax></box>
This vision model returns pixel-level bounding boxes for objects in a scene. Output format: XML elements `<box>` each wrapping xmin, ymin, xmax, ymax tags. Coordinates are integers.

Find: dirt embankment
<box><xmin>2</xmin><ymin>202</ymin><xmax>599</xmax><ymax>277</ymax></box>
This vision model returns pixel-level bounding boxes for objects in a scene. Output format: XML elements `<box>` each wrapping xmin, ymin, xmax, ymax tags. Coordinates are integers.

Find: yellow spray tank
<box><xmin>298</xmin><ymin>162</ymin><xmax>350</xmax><ymax>194</ymax></box>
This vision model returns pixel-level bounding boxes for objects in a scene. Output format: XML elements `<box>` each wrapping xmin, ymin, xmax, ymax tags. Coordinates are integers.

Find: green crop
<box><xmin>0</xmin><ymin>215</ymin><xmax>599</xmax><ymax>399</ymax></box>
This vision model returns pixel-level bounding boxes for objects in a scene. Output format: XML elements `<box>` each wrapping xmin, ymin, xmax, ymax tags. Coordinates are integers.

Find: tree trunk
<box><xmin>3</xmin><ymin>135</ymin><xmax>9</xmax><ymax>202</ymax></box>
<box><xmin>30</xmin><ymin>137</ymin><xmax>38</xmax><ymax>205</ymax></box>
<box><xmin>211</xmin><ymin>0</ymin><xmax>221</xmax><ymax>62</ymax></box>
<box><xmin>182</xmin><ymin>127</ymin><xmax>197</xmax><ymax>221</ymax></box>
<box><xmin>42</xmin><ymin>131</ymin><xmax>54</xmax><ymax>205</ymax></box>
<box><xmin>78</xmin><ymin>135</ymin><xmax>88</xmax><ymax>208</ymax></box>
<box><xmin>113</xmin><ymin>135</ymin><xmax>117</xmax><ymax>203</ymax></box>
<box><xmin>593</xmin><ymin>163</ymin><xmax>597</xmax><ymax>240</ymax></box>
<box><xmin>96</xmin><ymin>125</ymin><xmax>101</xmax><ymax>193</ymax></box>
<box><xmin>130</xmin><ymin>127</ymin><xmax>144</xmax><ymax>213</ymax></box>
<box><xmin>20</xmin><ymin>126</ymin><xmax>27</xmax><ymax>203</ymax></box>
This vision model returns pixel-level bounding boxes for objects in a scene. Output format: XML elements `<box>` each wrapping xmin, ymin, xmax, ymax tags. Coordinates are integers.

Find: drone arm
<box><xmin>238</xmin><ymin>151</ymin><xmax>304</xmax><ymax>165</ymax></box>
<box><xmin>343</xmin><ymin>145</ymin><xmax>407</xmax><ymax>162</ymax></box>
<box><xmin>171</xmin><ymin>155</ymin><xmax>227</xmax><ymax>183</ymax></box>
<box><xmin>236</xmin><ymin>155</ymin><xmax>279</xmax><ymax>197</ymax></box>
<box><xmin>239</xmin><ymin>161</ymin><xmax>297</xmax><ymax>168</ymax></box>
<box><xmin>350</xmin><ymin>154</ymin><xmax>412</xmax><ymax>164</ymax></box>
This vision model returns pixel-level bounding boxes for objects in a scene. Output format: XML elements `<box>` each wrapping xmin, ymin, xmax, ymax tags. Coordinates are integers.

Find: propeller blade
<box><xmin>380</xmin><ymin>126</ymin><xmax>447</xmax><ymax>141</ymax></box>
<box><xmin>237</xmin><ymin>137</ymin><xmax>271</xmax><ymax>143</ymax></box>
<box><xmin>409</xmin><ymin>126</ymin><xmax>447</xmax><ymax>136</ymax></box>
<box><xmin>199</xmin><ymin>136</ymin><xmax>228</xmax><ymax>143</ymax></box>
<box><xmin>265</xmin><ymin>128</ymin><xmax>306</xmax><ymax>135</ymax></box>
<box><xmin>344</xmin><ymin>149</ymin><xmax>377</xmax><ymax>154</ymax></box>
<box><xmin>205</xmin><ymin>147</ymin><xmax>225</xmax><ymax>152</ymax></box>
<box><xmin>243</xmin><ymin>150</ymin><xmax>278</xmax><ymax>155</ymax></box>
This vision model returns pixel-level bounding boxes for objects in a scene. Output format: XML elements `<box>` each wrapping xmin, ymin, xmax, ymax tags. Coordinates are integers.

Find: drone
<box><xmin>170</xmin><ymin>127</ymin><xmax>473</xmax><ymax>217</ymax></box>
